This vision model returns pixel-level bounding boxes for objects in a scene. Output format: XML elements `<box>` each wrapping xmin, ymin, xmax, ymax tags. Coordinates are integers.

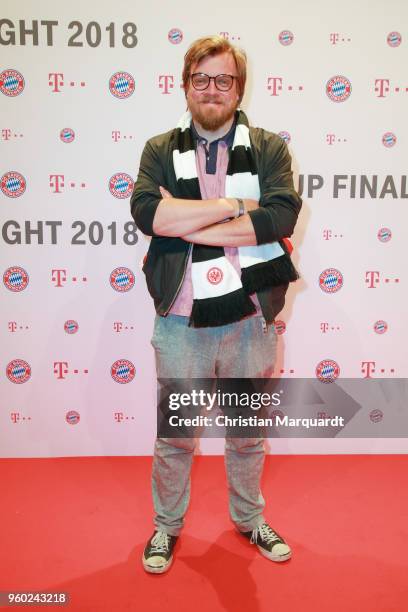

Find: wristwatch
<box><xmin>236</xmin><ymin>198</ymin><xmax>245</xmax><ymax>218</ymax></box>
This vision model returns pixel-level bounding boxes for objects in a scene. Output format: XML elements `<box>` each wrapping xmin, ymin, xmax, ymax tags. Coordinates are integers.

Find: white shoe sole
<box><xmin>142</xmin><ymin>554</ymin><xmax>173</xmax><ymax>574</ymax></box>
<box><xmin>257</xmin><ymin>546</ymin><xmax>292</xmax><ymax>562</ymax></box>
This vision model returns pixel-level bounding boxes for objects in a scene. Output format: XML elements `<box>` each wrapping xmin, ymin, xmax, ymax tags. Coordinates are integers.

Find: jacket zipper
<box><xmin>163</xmin><ymin>241</ymin><xmax>193</xmax><ymax>315</ymax></box>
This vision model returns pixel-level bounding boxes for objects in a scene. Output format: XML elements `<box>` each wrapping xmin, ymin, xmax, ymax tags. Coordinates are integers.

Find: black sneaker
<box><xmin>142</xmin><ymin>530</ymin><xmax>178</xmax><ymax>574</ymax></box>
<box><xmin>241</xmin><ymin>522</ymin><xmax>292</xmax><ymax>562</ymax></box>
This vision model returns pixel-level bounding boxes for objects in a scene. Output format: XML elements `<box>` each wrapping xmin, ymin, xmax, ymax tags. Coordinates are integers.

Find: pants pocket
<box><xmin>150</xmin><ymin>315</ymin><xmax>162</xmax><ymax>347</ymax></box>
<box><xmin>260</xmin><ymin>316</ymin><xmax>277</xmax><ymax>336</ymax></box>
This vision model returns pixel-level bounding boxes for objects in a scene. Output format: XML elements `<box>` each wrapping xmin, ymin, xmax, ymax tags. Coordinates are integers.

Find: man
<box><xmin>130</xmin><ymin>35</ymin><xmax>302</xmax><ymax>574</ymax></box>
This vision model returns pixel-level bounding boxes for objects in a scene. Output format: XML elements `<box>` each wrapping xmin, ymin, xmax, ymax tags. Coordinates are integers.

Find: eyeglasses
<box><xmin>190</xmin><ymin>73</ymin><xmax>237</xmax><ymax>91</ymax></box>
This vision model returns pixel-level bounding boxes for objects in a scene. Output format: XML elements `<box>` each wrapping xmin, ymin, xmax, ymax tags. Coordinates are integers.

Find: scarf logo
<box><xmin>207</xmin><ymin>267</ymin><xmax>223</xmax><ymax>285</ymax></box>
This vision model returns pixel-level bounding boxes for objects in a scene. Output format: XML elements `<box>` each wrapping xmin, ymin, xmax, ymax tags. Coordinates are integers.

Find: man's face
<box><xmin>185</xmin><ymin>51</ymin><xmax>240</xmax><ymax>132</ymax></box>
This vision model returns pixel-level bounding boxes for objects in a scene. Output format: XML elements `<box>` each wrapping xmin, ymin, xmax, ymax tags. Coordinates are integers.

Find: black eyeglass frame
<box><xmin>190</xmin><ymin>72</ymin><xmax>238</xmax><ymax>91</ymax></box>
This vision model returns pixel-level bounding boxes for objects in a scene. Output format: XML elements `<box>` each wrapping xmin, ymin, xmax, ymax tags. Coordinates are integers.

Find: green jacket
<box><xmin>130</xmin><ymin>124</ymin><xmax>302</xmax><ymax>321</ymax></box>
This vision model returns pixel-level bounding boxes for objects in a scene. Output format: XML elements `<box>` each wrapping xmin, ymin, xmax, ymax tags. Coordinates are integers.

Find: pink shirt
<box><xmin>169</xmin><ymin>139</ymin><xmax>262</xmax><ymax>316</ymax></box>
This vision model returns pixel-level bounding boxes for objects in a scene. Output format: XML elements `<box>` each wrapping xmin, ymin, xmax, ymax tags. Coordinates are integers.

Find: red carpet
<box><xmin>1</xmin><ymin>455</ymin><xmax>407</xmax><ymax>611</ymax></box>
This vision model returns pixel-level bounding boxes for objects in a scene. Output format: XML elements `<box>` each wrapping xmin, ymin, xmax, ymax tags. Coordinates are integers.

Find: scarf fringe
<box><xmin>189</xmin><ymin>288</ymin><xmax>256</xmax><ymax>328</ymax></box>
<box><xmin>241</xmin><ymin>253</ymin><xmax>299</xmax><ymax>294</ymax></box>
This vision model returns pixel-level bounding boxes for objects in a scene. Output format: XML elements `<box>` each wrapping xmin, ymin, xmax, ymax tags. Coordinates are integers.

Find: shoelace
<box><xmin>250</xmin><ymin>523</ymin><xmax>281</xmax><ymax>545</ymax></box>
<box><xmin>149</xmin><ymin>531</ymin><xmax>171</xmax><ymax>554</ymax></box>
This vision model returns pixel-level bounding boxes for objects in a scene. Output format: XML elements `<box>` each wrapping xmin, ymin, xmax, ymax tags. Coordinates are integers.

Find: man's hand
<box><xmin>159</xmin><ymin>186</ymin><xmax>258</xmax><ymax>216</ymax></box>
<box><xmin>153</xmin><ymin>185</ymin><xmax>259</xmax><ymax>238</ymax></box>
<box><xmin>159</xmin><ymin>186</ymin><xmax>172</xmax><ymax>199</ymax></box>
<box><xmin>153</xmin><ymin>187</ymin><xmax>235</xmax><ymax>235</ymax></box>
<box><xmin>181</xmin><ymin>214</ymin><xmax>258</xmax><ymax>247</ymax></box>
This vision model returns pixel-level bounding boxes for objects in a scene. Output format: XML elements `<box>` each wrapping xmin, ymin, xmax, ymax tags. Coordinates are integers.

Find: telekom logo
<box><xmin>374</xmin><ymin>79</ymin><xmax>408</xmax><ymax>98</ymax></box>
<box><xmin>49</xmin><ymin>175</ymin><xmax>86</xmax><ymax>192</ymax></box>
<box><xmin>54</xmin><ymin>362</ymin><xmax>68</xmax><ymax>379</ymax></box>
<box><xmin>361</xmin><ymin>362</ymin><xmax>395</xmax><ymax>378</ymax></box>
<box><xmin>365</xmin><ymin>271</ymin><xmax>379</xmax><ymax>288</ymax></box>
<box><xmin>48</xmin><ymin>73</ymin><xmax>86</xmax><ymax>92</ymax></box>
<box><xmin>49</xmin><ymin>174</ymin><xmax>64</xmax><ymax>193</ymax></box>
<box><xmin>49</xmin><ymin>73</ymin><xmax>63</xmax><ymax>92</ymax></box>
<box><xmin>114</xmin><ymin>412</ymin><xmax>136</xmax><ymax>422</ymax></box>
<box><xmin>361</xmin><ymin>361</ymin><xmax>375</xmax><ymax>378</ymax></box>
<box><xmin>158</xmin><ymin>75</ymin><xmax>174</xmax><ymax>94</ymax></box>
<box><xmin>267</xmin><ymin>77</ymin><xmax>303</xmax><ymax>96</ymax></box>
<box><xmin>52</xmin><ymin>269</ymin><xmax>67</xmax><ymax>287</ymax></box>
<box><xmin>375</xmin><ymin>79</ymin><xmax>390</xmax><ymax>98</ymax></box>
<box><xmin>320</xmin><ymin>323</ymin><xmax>341</xmax><ymax>333</ymax></box>
<box><xmin>10</xmin><ymin>413</ymin><xmax>32</xmax><ymax>423</ymax></box>
<box><xmin>2</xmin><ymin>129</ymin><xmax>13</xmax><ymax>141</ymax></box>
<box><xmin>365</xmin><ymin>271</ymin><xmax>400</xmax><ymax>287</ymax></box>
<box><xmin>51</xmin><ymin>270</ymin><xmax>88</xmax><ymax>287</ymax></box>
<box><xmin>8</xmin><ymin>322</ymin><xmax>29</xmax><ymax>332</ymax></box>
<box><xmin>53</xmin><ymin>362</ymin><xmax>89</xmax><ymax>379</ymax></box>
<box><xmin>267</xmin><ymin>77</ymin><xmax>282</xmax><ymax>96</ymax></box>
<box><xmin>113</xmin><ymin>322</ymin><xmax>136</xmax><ymax>332</ymax></box>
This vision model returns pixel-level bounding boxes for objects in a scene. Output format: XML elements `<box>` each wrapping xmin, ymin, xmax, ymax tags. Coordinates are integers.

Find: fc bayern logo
<box><xmin>0</xmin><ymin>69</ymin><xmax>25</xmax><ymax>97</ymax></box>
<box><xmin>168</xmin><ymin>28</ymin><xmax>183</xmax><ymax>44</ymax></box>
<box><xmin>316</xmin><ymin>359</ymin><xmax>340</xmax><ymax>383</ymax></box>
<box><xmin>382</xmin><ymin>132</ymin><xmax>396</xmax><ymax>147</ymax></box>
<box><xmin>369</xmin><ymin>409</ymin><xmax>383</xmax><ymax>423</ymax></box>
<box><xmin>111</xmin><ymin>359</ymin><xmax>135</xmax><ymax>383</ymax></box>
<box><xmin>60</xmin><ymin>128</ymin><xmax>75</xmax><ymax>143</ymax></box>
<box><xmin>377</xmin><ymin>227</ymin><xmax>392</xmax><ymax>242</ymax></box>
<box><xmin>64</xmin><ymin>320</ymin><xmax>79</xmax><ymax>334</ymax></box>
<box><xmin>278</xmin><ymin>131</ymin><xmax>291</xmax><ymax>144</ymax></box>
<box><xmin>66</xmin><ymin>410</ymin><xmax>80</xmax><ymax>424</ymax></box>
<box><xmin>273</xmin><ymin>320</ymin><xmax>286</xmax><ymax>334</ymax></box>
<box><xmin>278</xmin><ymin>30</ymin><xmax>294</xmax><ymax>46</ymax></box>
<box><xmin>6</xmin><ymin>359</ymin><xmax>31</xmax><ymax>384</ymax></box>
<box><xmin>207</xmin><ymin>267</ymin><xmax>223</xmax><ymax>285</ymax></box>
<box><xmin>326</xmin><ymin>75</ymin><xmax>352</xmax><ymax>102</ymax></box>
<box><xmin>110</xmin><ymin>267</ymin><xmax>135</xmax><ymax>292</ymax></box>
<box><xmin>319</xmin><ymin>268</ymin><xmax>343</xmax><ymax>293</ymax></box>
<box><xmin>109</xmin><ymin>71</ymin><xmax>135</xmax><ymax>99</ymax></box>
<box><xmin>1</xmin><ymin>171</ymin><xmax>26</xmax><ymax>198</ymax></box>
<box><xmin>3</xmin><ymin>266</ymin><xmax>29</xmax><ymax>292</ymax></box>
<box><xmin>374</xmin><ymin>320</ymin><xmax>388</xmax><ymax>334</ymax></box>
<box><xmin>109</xmin><ymin>173</ymin><xmax>134</xmax><ymax>198</ymax></box>
<box><xmin>387</xmin><ymin>32</ymin><xmax>401</xmax><ymax>47</ymax></box>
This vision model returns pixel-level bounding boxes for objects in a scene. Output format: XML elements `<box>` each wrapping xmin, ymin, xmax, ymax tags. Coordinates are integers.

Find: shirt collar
<box><xmin>191</xmin><ymin>115</ymin><xmax>236</xmax><ymax>148</ymax></box>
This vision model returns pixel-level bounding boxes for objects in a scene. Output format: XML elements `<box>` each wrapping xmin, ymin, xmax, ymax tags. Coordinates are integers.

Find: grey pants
<box><xmin>150</xmin><ymin>313</ymin><xmax>278</xmax><ymax>536</ymax></box>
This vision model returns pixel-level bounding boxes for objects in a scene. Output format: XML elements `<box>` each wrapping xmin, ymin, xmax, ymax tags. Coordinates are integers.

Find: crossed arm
<box><xmin>152</xmin><ymin>187</ymin><xmax>259</xmax><ymax>247</ymax></box>
<box><xmin>130</xmin><ymin>137</ymin><xmax>302</xmax><ymax>248</ymax></box>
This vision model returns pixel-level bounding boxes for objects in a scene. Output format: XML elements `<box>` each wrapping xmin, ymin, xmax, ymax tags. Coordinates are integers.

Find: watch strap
<box><xmin>236</xmin><ymin>198</ymin><xmax>245</xmax><ymax>217</ymax></box>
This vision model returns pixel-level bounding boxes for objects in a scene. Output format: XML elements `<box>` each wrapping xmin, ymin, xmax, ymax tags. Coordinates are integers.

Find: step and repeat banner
<box><xmin>1</xmin><ymin>1</ymin><xmax>407</xmax><ymax>456</ymax></box>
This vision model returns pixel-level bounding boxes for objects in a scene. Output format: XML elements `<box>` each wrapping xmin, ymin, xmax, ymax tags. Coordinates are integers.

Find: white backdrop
<box><xmin>1</xmin><ymin>0</ymin><xmax>407</xmax><ymax>457</ymax></box>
